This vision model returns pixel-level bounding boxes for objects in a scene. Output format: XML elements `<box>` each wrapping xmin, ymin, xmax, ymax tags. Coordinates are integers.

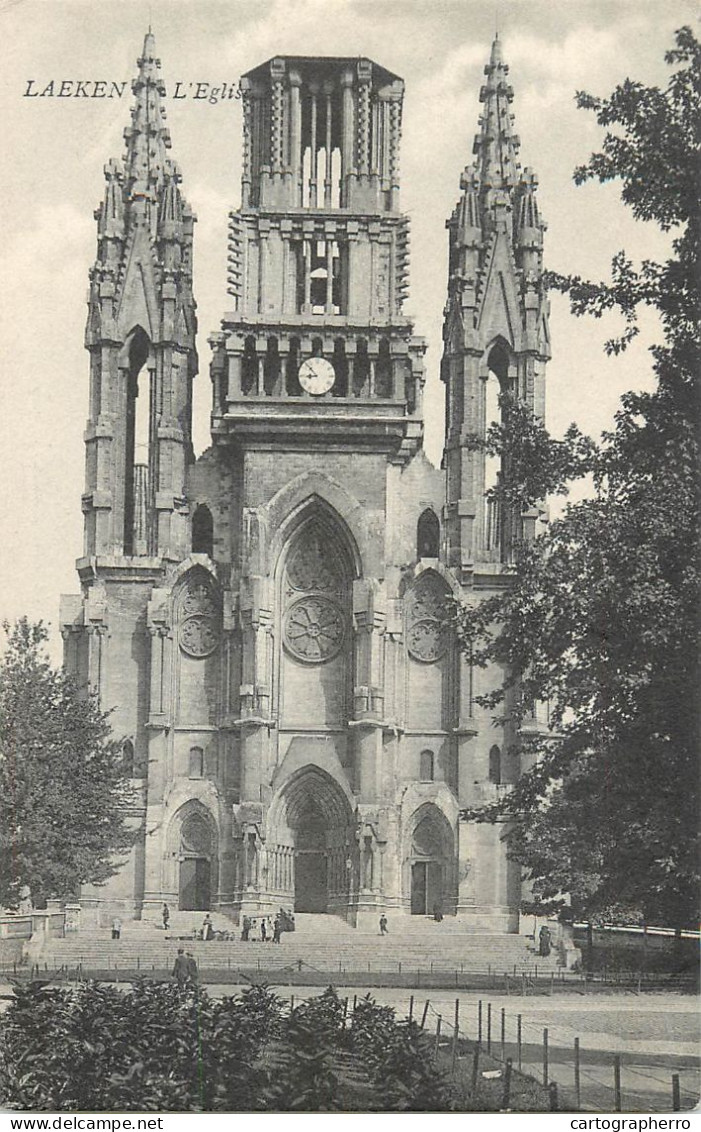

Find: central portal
<box><xmin>268</xmin><ymin>764</ymin><xmax>356</xmax><ymax>917</ymax></box>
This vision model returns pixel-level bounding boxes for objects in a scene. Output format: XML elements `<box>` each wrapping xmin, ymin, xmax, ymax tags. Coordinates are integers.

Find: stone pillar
<box><xmin>289</xmin><ymin>71</ymin><xmax>302</xmax><ymax>206</ymax></box>
<box><xmin>340</xmin><ymin>68</ymin><xmax>354</xmax><ymax>206</ymax></box>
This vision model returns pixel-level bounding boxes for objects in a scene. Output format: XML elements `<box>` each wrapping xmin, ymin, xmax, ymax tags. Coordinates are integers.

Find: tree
<box><xmin>0</xmin><ymin>618</ymin><xmax>137</xmax><ymax>907</ymax></box>
<box><xmin>455</xmin><ymin>27</ymin><xmax>700</xmax><ymax>930</ymax></box>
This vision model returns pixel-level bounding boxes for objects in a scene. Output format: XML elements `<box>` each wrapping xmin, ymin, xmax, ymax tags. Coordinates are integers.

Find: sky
<box><xmin>0</xmin><ymin>0</ymin><xmax>694</xmax><ymax>658</ymax></box>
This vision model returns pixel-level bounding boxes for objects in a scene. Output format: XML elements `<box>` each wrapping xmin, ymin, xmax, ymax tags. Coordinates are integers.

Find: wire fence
<box><xmin>414</xmin><ymin>993</ymin><xmax>700</xmax><ymax>1114</ymax></box>
<box><xmin>1</xmin><ymin>955</ymin><xmax>696</xmax><ymax>995</ymax></box>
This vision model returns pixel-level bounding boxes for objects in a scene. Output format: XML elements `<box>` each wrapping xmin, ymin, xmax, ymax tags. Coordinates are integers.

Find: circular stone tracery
<box><xmin>406</xmin><ymin>575</ymin><xmax>451</xmax><ymax>663</ymax></box>
<box><xmin>284</xmin><ymin>595</ymin><xmax>346</xmax><ymax>662</ymax></box>
<box><xmin>178</xmin><ymin>577</ymin><xmax>221</xmax><ymax>658</ymax></box>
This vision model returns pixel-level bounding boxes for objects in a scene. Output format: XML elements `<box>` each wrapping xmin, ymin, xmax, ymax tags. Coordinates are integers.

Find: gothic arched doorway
<box><xmin>176</xmin><ymin>807</ymin><xmax>216</xmax><ymax>911</ymax></box>
<box><xmin>408</xmin><ymin>804</ymin><xmax>454</xmax><ymax>916</ymax></box>
<box><xmin>267</xmin><ymin>766</ymin><xmax>356</xmax><ymax>916</ymax></box>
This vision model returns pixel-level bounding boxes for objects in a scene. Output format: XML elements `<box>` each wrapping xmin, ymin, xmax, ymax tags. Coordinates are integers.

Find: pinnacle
<box><xmin>125</xmin><ymin>28</ymin><xmax>171</xmax><ymax>202</ymax></box>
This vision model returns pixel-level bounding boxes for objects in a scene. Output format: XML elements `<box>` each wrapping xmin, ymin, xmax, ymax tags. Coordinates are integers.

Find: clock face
<box><xmin>298</xmin><ymin>357</ymin><xmax>336</xmax><ymax>396</ymax></box>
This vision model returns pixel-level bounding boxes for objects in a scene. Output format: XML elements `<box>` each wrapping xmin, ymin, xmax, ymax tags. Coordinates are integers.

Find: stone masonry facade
<box><xmin>60</xmin><ymin>36</ymin><xmax>550</xmax><ymax>931</ymax></box>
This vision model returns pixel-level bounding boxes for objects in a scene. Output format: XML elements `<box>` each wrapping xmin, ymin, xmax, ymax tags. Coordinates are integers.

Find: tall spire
<box><xmin>473</xmin><ymin>37</ymin><xmax>520</xmax><ymax>225</ymax></box>
<box><xmin>124</xmin><ymin>31</ymin><xmax>172</xmax><ymax>202</ymax></box>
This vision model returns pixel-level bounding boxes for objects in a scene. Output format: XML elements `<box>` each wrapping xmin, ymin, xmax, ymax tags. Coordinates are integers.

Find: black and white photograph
<box><xmin>0</xmin><ymin>0</ymin><xmax>698</xmax><ymax>1120</ymax></box>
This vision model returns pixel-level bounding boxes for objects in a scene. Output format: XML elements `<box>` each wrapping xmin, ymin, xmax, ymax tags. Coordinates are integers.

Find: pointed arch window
<box><xmin>485</xmin><ymin>343</ymin><xmax>522</xmax><ymax>561</ymax></box>
<box><xmin>122</xmin><ymin>326</ymin><xmax>152</xmax><ymax>556</ymax></box>
<box><xmin>121</xmin><ymin>739</ymin><xmax>135</xmax><ymax>777</ymax></box>
<box><xmin>419</xmin><ymin>749</ymin><xmax>435</xmax><ymax>782</ymax></box>
<box><xmin>488</xmin><ymin>745</ymin><xmax>501</xmax><ymax>785</ymax></box>
<box><xmin>189</xmin><ymin>746</ymin><xmax>204</xmax><ymax>779</ymax></box>
<box><xmin>192</xmin><ymin>505</ymin><xmax>214</xmax><ymax>557</ymax></box>
<box><xmin>417</xmin><ymin>509</ymin><xmax>440</xmax><ymax>559</ymax></box>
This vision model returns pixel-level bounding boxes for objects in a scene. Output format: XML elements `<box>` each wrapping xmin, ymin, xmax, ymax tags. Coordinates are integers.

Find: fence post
<box><xmin>421</xmin><ymin>999</ymin><xmax>430</xmax><ymax>1029</ymax></box>
<box><xmin>409</xmin><ymin>994</ymin><xmax>414</xmax><ymax>1023</ymax></box>
<box><xmin>549</xmin><ymin>1082</ymin><xmax>559</xmax><ymax>1112</ymax></box>
<box><xmin>502</xmin><ymin>1057</ymin><xmax>513</xmax><ymax>1110</ymax></box>
<box><xmin>470</xmin><ymin>1043</ymin><xmax>480</xmax><ymax>1095</ymax></box>
<box><xmin>672</xmin><ymin>1074</ymin><xmax>681</xmax><ymax>1112</ymax></box>
<box><xmin>343</xmin><ymin>997</ymin><xmax>348</xmax><ymax>1025</ymax></box>
<box><xmin>504</xmin><ymin>972</ymin><xmax>509</xmax><ymax>995</ymax></box>
<box><xmin>517</xmin><ymin>1014</ymin><xmax>522</xmax><ymax>1072</ymax></box>
<box><xmin>451</xmin><ymin>1025</ymin><xmax>459</xmax><ymax>1075</ymax></box>
<box><xmin>550</xmin><ymin>971</ymin><xmax>554</xmax><ymax>996</ymax></box>
<box><xmin>478</xmin><ymin>999</ymin><xmax>483</xmax><ymax>1047</ymax></box>
<box><xmin>543</xmin><ymin>1027</ymin><xmax>549</xmax><ymax>1086</ymax></box>
<box><xmin>290</xmin><ymin>994</ymin><xmax>295</xmax><ymax>1013</ymax></box>
<box><xmin>454</xmin><ymin>998</ymin><xmax>460</xmax><ymax>1035</ymax></box>
<box><xmin>500</xmin><ymin>1007</ymin><xmax>506</xmax><ymax>1060</ymax></box>
<box><xmin>522</xmin><ymin>972</ymin><xmax>526</xmax><ymax>996</ymax></box>
<box><xmin>574</xmin><ymin>1036</ymin><xmax>581</xmax><ymax>1110</ymax></box>
<box><xmin>433</xmin><ymin>1015</ymin><xmax>442</xmax><ymax>1061</ymax></box>
<box><xmin>487</xmin><ymin>1002</ymin><xmax>492</xmax><ymax>1054</ymax></box>
<box><xmin>353</xmin><ymin>993</ymin><xmax>357</xmax><ymax>1013</ymax></box>
<box><xmin>614</xmin><ymin>1055</ymin><xmax>622</xmax><ymax>1111</ymax></box>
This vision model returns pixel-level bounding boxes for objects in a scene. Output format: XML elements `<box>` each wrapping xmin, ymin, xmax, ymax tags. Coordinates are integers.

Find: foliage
<box><xmin>0</xmin><ymin>619</ymin><xmax>137</xmax><ymax>907</ymax></box>
<box><xmin>290</xmin><ymin>984</ymin><xmax>347</xmax><ymax>1043</ymax></box>
<box><xmin>0</xmin><ymin>981</ymin><xmax>458</xmax><ymax>1113</ymax></box>
<box><xmin>348</xmin><ymin>994</ymin><xmax>453</xmax><ymax>1111</ymax></box>
<box><xmin>263</xmin><ymin>1007</ymin><xmax>341</xmax><ymax>1111</ymax></box>
<box><xmin>454</xmin><ymin>27</ymin><xmax>700</xmax><ymax>930</ymax></box>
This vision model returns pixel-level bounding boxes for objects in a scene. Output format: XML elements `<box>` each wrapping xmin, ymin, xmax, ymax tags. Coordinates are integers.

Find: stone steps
<box><xmin>43</xmin><ymin>920</ymin><xmax>560</xmax><ymax>973</ymax></box>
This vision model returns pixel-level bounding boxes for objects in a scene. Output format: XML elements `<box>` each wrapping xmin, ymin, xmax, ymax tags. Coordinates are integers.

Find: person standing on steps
<box><xmin>111</xmin><ymin>915</ymin><xmax>122</xmax><ymax>940</ymax></box>
<box><xmin>272</xmin><ymin>913</ymin><xmax>282</xmax><ymax>944</ymax></box>
<box><xmin>538</xmin><ymin>924</ymin><xmax>552</xmax><ymax>957</ymax></box>
<box><xmin>241</xmin><ymin>914</ymin><xmax>251</xmax><ymax>942</ymax></box>
<box><xmin>260</xmin><ymin>917</ymin><xmax>267</xmax><ymax>942</ymax></box>
<box><xmin>379</xmin><ymin>913</ymin><xmax>388</xmax><ymax>935</ymax></box>
<box><xmin>202</xmin><ymin>914</ymin><xmax>213</xmax><ymax>941</ymax></box>
<box><xmin>162</xmin><ymin>903</ymin><xmax>170</xmax><ymax>932</ymax></box>
<box><xmin>172</xmin><ymin>948</ymin><xmax>188</xmax><ymax>990</ymax></box>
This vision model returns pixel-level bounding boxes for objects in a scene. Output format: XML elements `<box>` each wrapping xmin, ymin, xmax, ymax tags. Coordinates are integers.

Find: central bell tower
<box><xmin>210</xmin><ymin>55</ymin><xmax>426</xmax><ymax>457</ymax></box>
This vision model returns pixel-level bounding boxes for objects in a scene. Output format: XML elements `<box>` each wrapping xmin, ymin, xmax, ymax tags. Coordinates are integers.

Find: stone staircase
<box><xmin>41</xmin><ymin>912</ymin><xmax>561</xmax><ymax>978</ymax></box>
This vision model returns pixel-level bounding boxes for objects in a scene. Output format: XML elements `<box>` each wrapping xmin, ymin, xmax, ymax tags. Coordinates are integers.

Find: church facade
<box><xmin>60</xmin><ymin>35</ymin><xmax>550</xmax><ymax>931</ymax></box>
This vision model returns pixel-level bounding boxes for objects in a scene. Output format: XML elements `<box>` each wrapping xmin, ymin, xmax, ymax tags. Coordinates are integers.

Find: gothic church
<box><xmin>60</xmin><ymin>33</ymin><xmax>550</xmax><ymax>930</ymax></box>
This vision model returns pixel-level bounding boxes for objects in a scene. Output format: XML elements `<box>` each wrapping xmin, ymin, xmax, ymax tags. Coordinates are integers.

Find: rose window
<box><xmin>284</xmin><ymin>595</ymin><xmax>345</xmax><ymax>662</ymax></box>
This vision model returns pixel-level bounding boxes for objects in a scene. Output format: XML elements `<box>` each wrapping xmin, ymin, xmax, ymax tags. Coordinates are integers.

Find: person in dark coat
<box><xmin>172</xmin><ymin>948</ymin><xmax>188</xmax><ymax>989</ymax></box>
<box><xmin>241</xmin><ymin>914</ymin><xmax>251</xmax><ymax>942</ymax></box>
<box><xmin>186</xmin><ymin>951</ymin><xmax>198</xmax><ymax>987</ymax></box>
<box><xmin>272</xmin><ymin>914</ymin><xmax>282</xmax><ymax>944</ymax></box>
<box><xmin>162</xmin><ymin>903</ymin><xmax>170</xmax><ymax>931</ymax></box>
<box><xmin>379</xmin><ymin>914</ymin><xmax>388</xmax><ymax>935</ymax></box>
<box><xmin>433</xmin><ymin>901</ymin><xmax>443</xmax><ymax>923</ymax></box>
<box><xmin>260</xmin><ymin>917</ymin><xmax>267</xmax><ymax>942</ymax></box>
<box><xmin>538</xmin><ymin>925</ymin><xmax>552</xmax><ymax>957</ymax></box>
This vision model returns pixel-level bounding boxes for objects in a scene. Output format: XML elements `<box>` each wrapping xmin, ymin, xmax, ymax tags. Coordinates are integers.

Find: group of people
<box><xmin>240</xmin><ymin>908</ymin><xmax>293</xmax><ymax>943</ymax></box>
<box><xmin>172</xmin><ymin>948</ymin><xmax>198</xmax><ymax>990</ymax></box>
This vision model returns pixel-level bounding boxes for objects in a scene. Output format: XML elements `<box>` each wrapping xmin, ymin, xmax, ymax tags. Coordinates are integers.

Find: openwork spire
<box><xmin>473</xmin><ymin>36</ymin><xmax>521</xmax><ymax>224</ymax></box>
<box><xmin>123</xmin><ymin>31</ymin><xmax>172</xmax><ymax>202</ymax></box>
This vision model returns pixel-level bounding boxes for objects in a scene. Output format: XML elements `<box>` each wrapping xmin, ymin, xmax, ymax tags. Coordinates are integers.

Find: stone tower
<box><xmin>442</xmin><ymin>36</ymin><xmax>550</xmax><ymax>576</ymax></box>
<box><xmin>61</xmin><ymin>35</ymin><xmax>549</xmax><ymax>933</ymax></box>
<box><xmin>60</xmin><ymin>32</ymin><xmax>198</xmax><ymax>916</ymax></box>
